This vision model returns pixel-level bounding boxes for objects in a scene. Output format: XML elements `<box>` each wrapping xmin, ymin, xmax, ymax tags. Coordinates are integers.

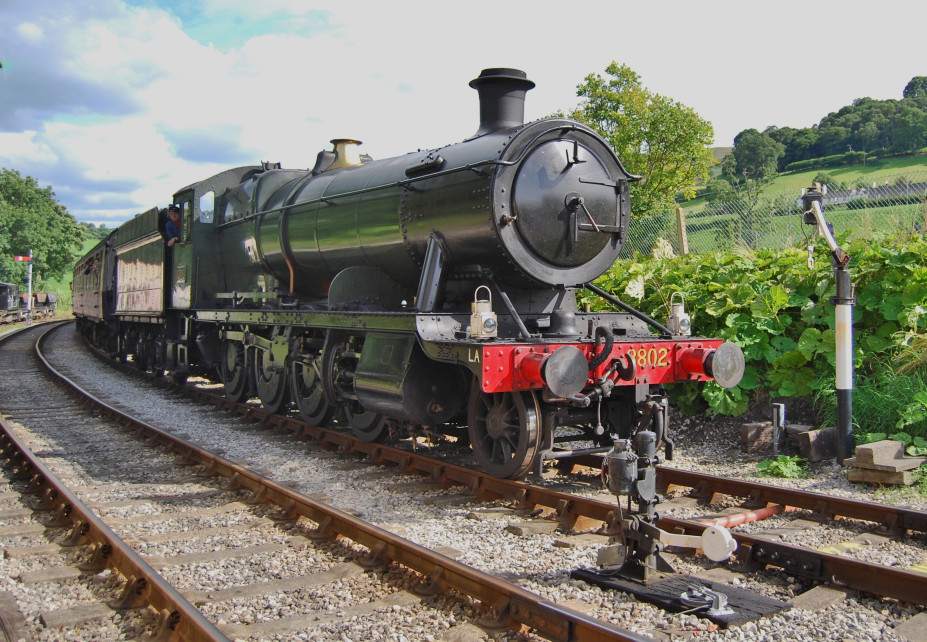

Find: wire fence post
<box><xmin>675</xmin><ymin>206</ymin><xmax>689</xmax><ymax>255</ymax></box>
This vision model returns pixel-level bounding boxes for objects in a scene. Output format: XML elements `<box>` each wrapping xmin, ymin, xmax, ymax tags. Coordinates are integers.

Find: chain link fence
<box><xmin>620</xmin><ymin>169</ymin><xmax>927</xmax><ymax>258</ymax></box>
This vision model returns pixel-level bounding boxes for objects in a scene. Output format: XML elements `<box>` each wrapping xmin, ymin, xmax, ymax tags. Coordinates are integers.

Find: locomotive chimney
<box><xmin>469</xmin><ymin>68</ymin><xmax>535</xmax><ymax>137</ymax></box>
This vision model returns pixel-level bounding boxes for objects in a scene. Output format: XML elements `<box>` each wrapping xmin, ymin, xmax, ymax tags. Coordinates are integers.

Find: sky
<box><xmin>1</xmin><ymin>0</ymin><xmax>925</xmax><ymax>227</ymax></box>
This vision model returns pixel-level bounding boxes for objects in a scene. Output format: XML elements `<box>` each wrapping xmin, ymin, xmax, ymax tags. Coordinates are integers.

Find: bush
<box><xmin>757</xmin><ymin>455</ymin><xmax>807</xmax><ymax>478</ymax></box>
<box><xmin>813</xmin><ymin>172</ymin><xmax>846</xmax><ymax>191</ymax></box>
<box><xmin>589</xmin><ymin>232</ymin><xmax>927</xmax><ymax>420</ymax></box>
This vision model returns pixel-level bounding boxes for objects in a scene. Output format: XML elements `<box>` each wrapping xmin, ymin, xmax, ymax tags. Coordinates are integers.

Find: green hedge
<box><xmin>785</xmin><ymin>151</ymin><xmax>869</xmax><ymax>173</ymax></box>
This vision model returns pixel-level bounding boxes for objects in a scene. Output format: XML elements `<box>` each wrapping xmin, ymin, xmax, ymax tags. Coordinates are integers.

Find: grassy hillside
<box><xmin>775</xmin><ymin>154</ymin><xmax>927</xmax><ymax>193</ymax></box>
<box><xmin>660</xmin><ymin>153</ymin><xmax>927</xmax><ymax>255</ymax></box>
<box><xmin>686</xmin><ymin>153</ymin><xmax>927</xmax><ymax>213</ymax></box>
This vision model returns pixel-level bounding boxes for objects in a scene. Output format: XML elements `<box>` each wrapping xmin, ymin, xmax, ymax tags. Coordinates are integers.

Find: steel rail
<box><xmin>51</xmin><ymin>322</ymin><xmax>648</xmax><ymax>641</ymax></box>
<box><xmin>541</xmin><ymin>453</ymin><xmax>927</xmax><ymax>535</ymax></box>
<box><xmin>657</xmin><ymin>516</ymin><xmax>927</xmax><ymax>606</ymax></box>
<box><xmin>654</xmin><ymin>467</ymin><xmax>927</xmax><ymax>533</ymax></box>
<box><xmin>0</xmin><ymin>324</ymin><xmax>228</xmax><ymax>642</ymax></box>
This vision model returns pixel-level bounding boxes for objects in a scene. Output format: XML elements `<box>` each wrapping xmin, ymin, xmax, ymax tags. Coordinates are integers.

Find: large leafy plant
<box><xmin>585</xmin><ymin>232</ymin><xmax>927</xmax><ymax>420</ymax></box>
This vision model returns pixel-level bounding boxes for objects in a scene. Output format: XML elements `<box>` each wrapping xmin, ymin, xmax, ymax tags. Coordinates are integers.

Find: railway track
<box><xmin>2</xmin><ymin>322</ymin><xmax>649</xmax><ymax>640</ymax></box>
<box><xmin>166</xmin><ymin>354</ymin><xmax>927</xmax><ymax>609</ymax></box>
<box><xmin>5</xmin><ymin>321</ymin><xmax>927</xmax><ymax>639</ymax></box>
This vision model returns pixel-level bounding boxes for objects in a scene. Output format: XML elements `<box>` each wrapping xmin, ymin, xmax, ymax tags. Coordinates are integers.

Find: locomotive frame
<box><xmin>73</xmin><ymin>68</ymin><xmax>744</xmax><ymax>479</ymax></box>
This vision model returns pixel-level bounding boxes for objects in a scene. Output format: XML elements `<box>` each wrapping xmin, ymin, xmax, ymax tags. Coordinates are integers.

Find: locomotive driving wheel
<box><xmin>321</xmin><ymin>331</ymin><xmax>388</xmax><ymax>443</ymax></box>
<box><xmin>219</xmin><ymin>339</ymin><xmax>252</xmax><ymax>403</ymax></box>
<box><xmin>467</xmin><ymin>387</ymin><xmax>540</xmax><ymax>479</ymax></box>
<box><xmin>253</xmin><ymin>343</ymin><xmax>290</xmax><ymax>414</ymax></box>
<box><xmin>344</xmin><ymin>402</ymin><xmax>389</xmax><ymax>442</ymax></box>
<box><xmin>290</xmin><ymin>357</ymin><xmax>332</xmax><ymax>425</ymax></box>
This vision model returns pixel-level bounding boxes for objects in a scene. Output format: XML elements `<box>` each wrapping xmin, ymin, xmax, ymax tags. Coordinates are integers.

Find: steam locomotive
<box><xmin>73</xmin><ymin>68</ymin><xmax>744</xmax><ymax>478</ymax></box>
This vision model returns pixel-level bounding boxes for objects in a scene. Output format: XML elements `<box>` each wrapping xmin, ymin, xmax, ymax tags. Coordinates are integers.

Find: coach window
<box><xmin>199</xmin><ymin>191</ymin><xmax>215</xmax><ymax>223</ymax></box>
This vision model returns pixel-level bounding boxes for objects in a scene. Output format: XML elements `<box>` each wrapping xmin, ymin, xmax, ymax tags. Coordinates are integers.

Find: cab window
<box><xmin>199</xmin><ymin>191</ymin><xmax>215</xmax><ymax>223</ymax></box>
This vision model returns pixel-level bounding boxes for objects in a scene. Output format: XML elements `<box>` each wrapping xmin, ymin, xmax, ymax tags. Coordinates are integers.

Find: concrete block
<box><xmin>843</xmin><ymin>456</ymin><xmax>924</xmax><ymax>472</ymax></box>
<box><xmin>790</xmin><ymin>585</ymin><xmax>849</xmax><ymax>611</ymax></box>
<box><xmin>0</xmin><ymin>591</ymin><xmax>29</xmax><ymax>640</ymax></box>
<box><xmin>895</xmin><ymin>611</ymin><xmax>927</xmax><ymax>642</ymax></box>
<box><xmin>505</xmin><ymin>520</ymin><xmax>559</xmax><ymax>536</ymax></box>
<box><xmin>855</xmin><ymin>440</ymin><xmax>904</xmax><ymax>465</ymax></box>
<box><xmin>847</xmin><ymin>467</ymin><xmax>915</xmax><ymax>485</ymax></box>
<box><xmin>784</xmin><ymin>423</ymin><xmax>814</xmax><ymax>437</ymax></box>
<box><xmin>553</xmin><ymin>533</ymin><xmax>608</xmax><ymax>548</ymax></box>
<box><xmin>40</xmin><ymin>603</ymin><xmax>112</xmax><ymax>629</ymax></box>
<box><xmin>19</xmin><ymin>567</ymin><xmax>80</xmax><ymax>584</ymax></box>
<box><xmin>795</xmin><ymin>426</ymin><xmax>836</xmax><ymax>462</ymax></box>
<box><xmin>443</xmin><ymin>623</ymin><xmax>491</xmax><ymax>642</ymax></box>
<box><xmin>784</xmin><ymin>424</ymin><xmax>814</xmax><ymax>450</ymax></box>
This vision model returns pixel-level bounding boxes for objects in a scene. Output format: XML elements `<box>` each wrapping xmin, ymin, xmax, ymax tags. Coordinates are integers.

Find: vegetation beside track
<box><xmin>584</xmin><ymin>231</ymin><xmax>927</xmax><ymax>444</ymax></box>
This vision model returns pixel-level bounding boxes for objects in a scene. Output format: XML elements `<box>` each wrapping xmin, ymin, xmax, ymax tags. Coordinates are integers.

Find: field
<box><xmin>683</xmin><ymin>153</ymin><xmax>927</xmax><ymax>214</ymax></box>
<box><xmin>774</xmin><ymin>153</ymin><xmax>927</xmax><ymax>194</ymax></box>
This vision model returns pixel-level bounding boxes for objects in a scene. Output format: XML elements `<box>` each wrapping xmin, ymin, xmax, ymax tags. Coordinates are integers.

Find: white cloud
<box><xmin>15</xmin><ymin>22</ymin><xmax>44</xmax><ymax>43</ymax></box>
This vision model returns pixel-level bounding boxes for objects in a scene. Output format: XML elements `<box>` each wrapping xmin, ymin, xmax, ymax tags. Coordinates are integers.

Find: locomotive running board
<box><xmin>571</xmin><ymin>569</ymin><xmax>790</xmax><ymax>627</ymax></box>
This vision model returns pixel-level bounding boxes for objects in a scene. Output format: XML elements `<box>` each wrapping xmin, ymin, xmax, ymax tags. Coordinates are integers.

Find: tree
<box><xmin>723</xmin><ymin>129</ymin><xmax>785</xmax><ymax>186</ymax></box>
<box><xmin>854</xmin><ymin>121</ymin><xmax>880</xmax><ymax>151</ymax></box>
<box><xmin>903</xmin><ymin>76</ymin><xmax>927</xmax><ymax>100</ymax></box>
<box><xmin>812</xmin><ymin>172</ymin><xmax>846</xmax><ymax>191</ymax></box>
<box><xmin>79</xmin><ymin>221</ymin><xmax>112</xmax><ymax>241</ymax></box>
<box><xmin>0</xmin><ymin>169</ymin><xmax>85</xmax><ymax>287</ymax></box>
<box><xmin>891</xmin><ymin>106</ymin><xmax>927</xmax><ymax>153</ymax></box>
<box><xmin>703</xmin><ymin>176</ymin><xmax>737</xmax><ymax>206</ymax></box>
<box><xmin>815</xmin><ymin>125</ymin><xmax>850</xmax><ymax>156</ymax></box>
<box><xmin>567</xmin><ymin>62</ymin><xmax>715</xmax><ymax>218</ymax></box>
<box><xmin>767</xmin><ymin>126</ymin><xmax>819</xmax><ymax>170</ymax></box>
<box><xmin>713</xmin><ymin>129</ymin><xmax>785</xmax><ymax>248</ymax></box>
